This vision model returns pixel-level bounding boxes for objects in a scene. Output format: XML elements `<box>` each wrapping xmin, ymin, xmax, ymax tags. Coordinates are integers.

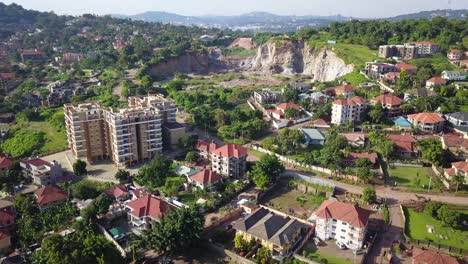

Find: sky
<box><xmin>2</xmin><ymin>0</ymin><xmax>468</xmax><ymax>18</ymax></box>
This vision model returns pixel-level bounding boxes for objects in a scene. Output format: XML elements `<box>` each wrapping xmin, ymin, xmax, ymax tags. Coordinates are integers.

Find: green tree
<box><xmin>140</xmin><ymin>75</ymin><xmax>153</xmax><ymax>90</ymax></box>
<box><xmin>452</xmin><ymin>173</ymin><xmax>465</xmax><ymax>193</ymax></box>
<box><xmin>252</xmin><ymin>154</ymin><xmax>285</xmax><ymax>189</ymax></box>
<box><xmin>277</xmin><ymin>128</ymin><xmax>304</xmax><ymax>154</ymax></box>
<box><xmin>362</xmin><ymin>186</ymin><xmax>377</xmax><ymax>204</ymax></box>
<box><xmin>135</xmin><ymin>155</ymin><xmax>173</xmax><ymax>189</ymax></box>
<box><xmin>94</xmin><ymin>194</ymin><xmax>114</xmax><ymax>215</ymax></box>
<box><xmin>115</xmin><ymin>169</ymin><xmax>130</xmax><ymax>183</ymax></box>
<box><xmin>185</xmin><ymin>151</ymin><xmax>199</xmax><ymax>163</ymax></box>
<box><xmin>255</xmin><ymin>247</ymin><xmax>272</xmax><ymax>264</ymax></box>
<box><xmin>234</xmin><ymin>233</ymin><xmax>248</xmax><ymax>252</ymax></box>
<box><xmin>368</xmin><ymin>102</ymin><xmax>385</xmax><ymax>124</ymax></box>
<box><xmin>437</xmin><ymin>205</ymin><xmax>460</xmax><ymax>228</ymax></box>
<box><xmin>284</xmin><ymin>107</ymin><xmax>299</xmax><ymax>119</ymax></box>
<box><xmin>143</xmin><ymin>207</ymin><xmax>204</xmax><ymax>255</ymax></box>
<box><xmin>368</xmin><ymin>132</ymin><xmax>394</xmax><ymax>159</ymax></box>
<box><xmin>417</xmin><ymin>138</ymin><xmax>445</xmax><ymax>167</ymax></box>
<box><xmin>261</xmin><ymin>136</ymin><xmax>276</xmax><ymax>151</ymax></box>
<box><xmin>73</xmin><ymin>160</ymin><xmax>87</xmax><ymax>177</ymax></box>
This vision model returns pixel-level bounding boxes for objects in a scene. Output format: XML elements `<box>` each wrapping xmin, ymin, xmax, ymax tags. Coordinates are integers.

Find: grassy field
<box><xmin>388</xmin><ymin>166</ymin><xmax>434</xmax><ymax>192</ymax></box>
<box><xmin>409</xmin><ymin>54</ymin><xmax>458</xmax><ymax>74</ymax></box>
<box><xmin>26</xmin><ymin>121</ymin><xmax>68</xmax><ymax>153</ymax></box>
<box><xmin>339</xmin><ymin>70</ymin><xmax>371</xmax><ymax>87</ymax></box>
<box><xmin>248</xmin><ymin>148</ymin><xmax>266</xmax><ymax>158</ymax></box>
<box><xmin>222</xmin><ymin>47</ymin><xmax>257</xmax><ymax>58</ymax></box>
<box><xmin>404</xmin><ymin>208</ymin><xmax>468</xmax><ymax>249</ymax></box>
<box><xmin>332</xmin><ymin>43</ymin><xmax>379</xmax><ymax>67</ymax></box>
<box><xmin>302</xmin><ymin>245</ymin><xmax>354</xmax><ymax>264</ymax></box>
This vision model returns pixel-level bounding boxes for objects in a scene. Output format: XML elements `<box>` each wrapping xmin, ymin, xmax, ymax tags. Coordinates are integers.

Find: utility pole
<box><xmin>427</xmin><ymin>176</ymin><xmax>432</xmax><ymax>192</ymax></box>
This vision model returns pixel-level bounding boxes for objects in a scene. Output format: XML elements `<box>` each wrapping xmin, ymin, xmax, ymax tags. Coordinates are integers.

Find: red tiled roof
<box><xmin>412</xmin><ymin>248</ymin><xmax>461</xmax><ymax>264</ymax></box>
<box><xmin>21</xmin><ymin>50</ymin><xmax>43</xmax><ymax>56</ymax></box>
<box><xmin>0</xmin><ymin>154</ymin><xmax>12</xmax><ymax>170</ymax></box>
<box><xmin>35</xmin><ymin>185</ymin><xmax>68</xmax><ymax>206</ymax></box>
<box><xmin>315</xmin><ymin>200</ymin><xmax>371</xmax><ymax>228</ymax></box>
<box><xmin>104</xmin><ymin>184</ymin><xmax>128</xmax><ymax>199</ymax></box>
<box><xmin>387</xmin><ymin>134</ymin><xmax>417</xmax><ymax>152</ymax></box>
<box><xmin>395</xmin><ymin>63</ymin><xmax>417</xmax><ymax>71</ymax></box>
<box><xmin>407</xmin><ymin>113</ymin><xmax>445</xmax><ymax>124</ymax></box>
<box><xmin>449</xmin><ymin>49</ymin><xmax>462</xmax><ymax>55</ymax></box>
<box><xmin>372</xmin><ymin>94</ymin><xmax>403</xmax><ymax>106</ymax></box>
<box><xmin>22</xmin><ymin>158</ymin><xmax>51</xmax><ymax>167</ymax></box>
<box><xmin>0</xmin><ymin>210</ymin><xmax>14</xmax><ymax>226</ymax></box>
<box><xmin>276</xmin><ymin>102</ymin><xmax>300</xmax><ymax>111</ymax></box>
<box><xmin>384</xmin><ymin>72</ymin><xmax>400</xmax><ymax>78</ymax></box>
<box><xmin>451</xmin><ymin>161</ymin><xmax>468</xmax><ymax>173</ymax></box>
<box><xmin>426</xmin><ymin>77</ymin><xmax>447</xmax><ymax>85</ymax></box>
<box><xmin>349</xmin><ymin>152</ymin><xmax>378</xmax><ymax>164</ymax></box>
<box><xmin>333</xmin><ymin>96</ymin><xmax>365</xmax><ymax>106</ymax></box>
<box><xmin>196</xmin><ymin>140</ymin><xmax>219</xmax><ymax>154</ymax></box>
<box><xmin>190</xmin><ymin>169</ymin><xmax>223</xmax><ymax>185</ymax></box>
<box><xmin>212</xmin><ymin>144</ymin><xmax>248</xmax><ymax>158</ymax></box>
<box><xmin>0</xmin><ymin>230</ymin><xmax>10</xmax><ymax>241</ymax></box>
<box><xmin>343</xmin><ymin>133</ymin><xmax>366</xmax><ymax>142</ymax></box>
<box><xmin>0</xmin><ymin>73</ymin><xmax>14</xmax><ymax>79</ymax></box>
<box><xmin>387</xmin><ymin>134</ymin><xmax>416</xmax><ymax>143</ymax></box>
<box><xmin>312</xmin><ymin>119</ymin><xmax>329</xmax><ymax>127</ymax></box>
<box><xmin>444</xmin><ymin>167</ymin><xmax>456</xmax><ymax>176</ymax></box>
<box><xmin>127</xmin><ymin>195</ymin><xmax>173</xmax><ymax>220</ymax></box>
<box><xmin>441</xmin><ymin>133</ymin><xmax>468</xmax><ymax>150</ymax></box>
<box><xmin>334</xmin><ymin>85</ymin><xmax>356</xmax><ymax>95</ymax></box>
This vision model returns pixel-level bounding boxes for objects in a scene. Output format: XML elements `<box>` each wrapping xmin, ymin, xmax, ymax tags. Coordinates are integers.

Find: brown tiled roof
<box><xmin>408</xmin><ymin>113</ymin><xmax>445</xmax><ymax>124</ymax></box>
<box><xmin>312</xmin><ymin>119</ymin><xmax>329</xmax><ymax>127</ymax></box>
<box><xmin>426</xmin><ymin>77</ymin><xmax>447</xmax><ymax>85</ymax></box>
<box><xmin>412</xmin><ymin>248</ymin><xmax>461</xmax><ymax>264</ymax></box>
<box><xmin>451</xmin><ymin>161</ymin><xmax>468</xmax><ymax>173</ymax></box>
<box><xmin>372</xmin><ymin>94</ymin><xmax>403</xmax><ymax>106</ymax></box>
<box><xmin>276</xmin><ymin>102</ymin><xmax>300</xmax><ymax>111</ymax></box>
<box><xmin>395</xmin><ymin>63</ymin><xmax>417</xmax><ymax>71</ymax></box>
<box><xmin>334</xmin><ymin>85</ymin><xmax>356</xmax><ymax>95</ymax></box>
<box><xmin>212</xmin><ymin>144</ymin><xmax>248</xmax><ymax>158</ymax></box>
<box><xmin>190</xmin><ymin>169</ymin><xmax>223</xmax><ymax>185</ymax></box>
<box><xmin>333</xmin><ymin>96</ymin><xmax>365</xmax><ymax>106</ymax></box>
<box><xmin>315</xmin><ymin>200</ymin><xmax>371</xmax><ymax>228</ymax></box>
<box><xmin>342</xmin><ymin>133</ymin><xmax>366</xmax><ymax>142</ymax></box>
<box><xmin>441</xmin><ymin>133</ymin><xmax>468</xmax><ymax>150</ymax></box>
<box><xmin>387</xmin><ymin>134</ymin><xmax>417</xmax><ymax>152</ymax></box>
<box><xmin>104</xmin><ymin>184</ymin><xmax>128</xmax><ymax>199</ymax></box>
<box><xmin>0</xmin><ymin>154</ymin><xmax>12</xmax><ymax>170</ymax></box>
<box><xmin>196</xmin><ymin>140</ymin><xmax>219</xmax><ymax>154</ymax></box>
<box><xmin>127</xmin><ymin>195</ymin><xmax>174</xmax><ymax>220</ymax></box>
<box><xmin>349</xmin><ymin>152</ymin><xmax>378</xmax><ymax>164</ymax></box>
<box><xmin>35</xmin><ymin>185</ymin><xmax>68</xmax><ymax>206</ymax></box>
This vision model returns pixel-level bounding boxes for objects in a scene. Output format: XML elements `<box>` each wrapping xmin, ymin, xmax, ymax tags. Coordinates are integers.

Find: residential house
<box><xmin>441</xmin><ymin>133</ymin><xmax>468</xmax><ymax>159</ymax></box>
<box><xmin>20</xmin><ymin>159</ymin><xmax>63</xmax><ymax>186</ymax></box>
<box><xmin>0</xmin><ymin>230</ymin><xmax>11</xmax><ymax>253</ymax></box>
<box><xmin>20</xmin><ymin>50</ymin><xmax>44</xmax><ymax>62</ymax></box>
<box><xmin>253</xmin><ymin>90</ymin><xmax>283</xmax><ymax>104</ymax></box>
<box><xmin>310</xmin><ymin>119</ymin><xmax>330</xmax><ymax>129</ymax></box>
<box><xmin>0</xmin><ymin>154</ymin><xmax>12</xmax><ymax>171</ymax></box>
<box><xmin>211</xmin><ymin>144</ymin><xmax>248</xmax><ymax>178</ymax></box>
<box><xmin>407</xmin><ymin>113</ymin><xmax>445</xmax><ymax>133</ymax></box>
<box><xmin>0</xmin><ymin>210</ymin><xmax>15</xmax><ymax>230</ymax></box>
<box><xmin>195</xmin><ymin>139</ymin><xmax>219</xmax><ymax>159</ymax></box>
<box><xmin>309</xmin><ymin>92</ymin><xmax>329</xmax><ymax>104</ymax></box>
<box><xmin>271</xmin><ymin>102</ymin><xmax>301</xmax><ymax>120</ymax></box>
<box><xmin>330</xmin><ymin>85</ymin><xmax>356</xmax><ymax>98</ymax></box>
<box><xmin>342</xmin><ymin>133</ymin><xmax>367</xmax><ymax>147</ymax></box>
<box><xmin>331</xmin><ymin>96</ymin><xmax>366</xmax><ymax>125</ymax></box>
<box><xmin>447</xmin><ymin>49</ymin><xmax>463</xmax><ymax>60</ymax></box>
<box><xmin>382</xmin><ymin>72</ymin><xmax>400</xmax><ymax>84</ymax></box>
<box><xmin>188</xmin><ymin>169</ymin><xmax>223</xmax><ymax>189</ymax></box>
<box><xmin>371</xmin><ymin>94</ymin><xmax>404</xmax><ymax>117</ymax></box>
<box><xmin>426</xmin><ymin>77</ymin><xmax>447</xmax><ymax>89</ymax></box>
<box><xmin>0</xmin><ymin>73</ymin><xmax>17</xmax><ymax>94</ymax></box>
<box><xmin>387</xmin><ymin>134</ymin><xmax>418</xmax><ymax>158</ymax></box>
<box><xmin>412</xmin><ymin>247</ymin><xmax>461</xmax><ymax>264</ymax></box>
<box><xmin>404</xmin><ymin>88</ymin><xmax>437</xmax><ymax>101</ymax></box>
<box><xmin>395</xmin><ymin>63</ymin><xmax>418</xmax><ymax>74</ymax></box>
<box><xmin>394</xmin><ymin>117</ymin><xmax>413</xmax><ymax>131</ymax></box>
<box><xmin>234</xmin><ymin>207</ymin><xmax>313</xmax><ymax>258</ymax></box>
<box><xmin>347</xmin><ymin>152</ymin><xmax>378</xmax><ymax>168</ymax></box>
<box><xmin>444</xmin><ymin>161</ymin><xmax>468</xmax><ymax>185</ymax></box>
<box><xmin>312</xmin><ymin>200</ymin><xmax>371</xmax><ymax>250</ymax></box>
<box><xmin>300</xmin><ymin>128</ymin><xmax>325</xmax><ymax>146</ymax></box>
<box><xmin>34</xmin><ymin>185</ymin><xmax>69</xmax><ymax>211</ymax></box>
<box><xmin>104</xmin><ymin>185</ymin><xmax>130</xmax><ymax>201</ymax></box>
<box><xmin>441</xmin><ymin>71</ymin><xmax>466</xmax><ymax>81</ymax></box>
<box><xmin>365</xmin><ymin>62</ymin><xmax>397</xmax><ymax>80</ymax></box>
<box><xmin>445</xmin><ymin>112</ymin><xmax>468</xmax><ymax>132</ymax></box>
<box><xmin>126</xmin><ymin>195</ymin><xmax>175</xmax><ymax>228</ymax></box>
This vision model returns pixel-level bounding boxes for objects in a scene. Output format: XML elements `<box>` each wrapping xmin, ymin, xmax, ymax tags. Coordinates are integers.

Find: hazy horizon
<box><xmin>2</xmin><ymin>0</ymin><xmax>468</xmax><ymax>18</ymax></box>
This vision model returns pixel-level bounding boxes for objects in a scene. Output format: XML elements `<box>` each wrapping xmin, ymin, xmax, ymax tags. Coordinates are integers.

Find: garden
<box><xmin>388</xmin><ymin>166</ymin><xmax>442</xmax><ymax>192</ymax></box>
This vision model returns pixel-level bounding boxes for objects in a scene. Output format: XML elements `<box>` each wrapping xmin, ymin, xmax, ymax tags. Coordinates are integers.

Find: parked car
<box><xmin>336</xmin><ymin>241</ymin><xmax>347</xmax><ymax>249</ymax></box>
<box><xmin>313</xmin><ymin>237</ymin><xmax>321</xmax><ymax>246</ymax></box>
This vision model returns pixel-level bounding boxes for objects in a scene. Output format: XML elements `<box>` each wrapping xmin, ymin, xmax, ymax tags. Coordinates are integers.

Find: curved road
<box><xmin>286</xmin><ymin>170</ymin><xmax>468</xmax><ymax>205</ymax></box>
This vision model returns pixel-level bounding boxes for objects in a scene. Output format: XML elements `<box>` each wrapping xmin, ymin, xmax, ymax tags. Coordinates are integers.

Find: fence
<box><xmin>389</xmin><ymin>162</ymin><xmax>423</xmax><ymax>168</ymax></box>
<box><xmin>251</xmin><ymin>145</ymin><xmax>360</xmax><ymax>181</ymax></box>
<box><xmin>96</xmin><ymin>223</ymin><xmax>127</xmax><ymax>258</ymax></box>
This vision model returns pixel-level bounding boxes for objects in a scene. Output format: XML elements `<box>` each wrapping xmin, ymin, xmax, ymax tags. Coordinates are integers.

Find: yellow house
<box><xmin>233</xmin><ymin>207</ymin><xmax>312</xmax><ymax>257</ymax></box>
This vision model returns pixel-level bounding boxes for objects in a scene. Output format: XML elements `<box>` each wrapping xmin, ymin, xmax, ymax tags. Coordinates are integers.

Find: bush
<box><xmin>1</xmin><ymin>129</ymin><xmax>45</xmax><ymax>157</ymax></box>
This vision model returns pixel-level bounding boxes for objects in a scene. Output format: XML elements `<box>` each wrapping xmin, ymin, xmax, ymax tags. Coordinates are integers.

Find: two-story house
<box><xmin>34</xmin><ymin>185</ymin><xmax>69</xmax><ymax>211</ymax></box>
<box><xmin>407</xmin><ymin>113</ymin><xmax>445</xmax><ymax>133</ymax></box>
<box><xmin>126</xmin><ymin>195</ymin><xmax>176</xmax><ymax>228</ymax></box>
<box><xmin>20</xmin><ymin>159</ymin><xmax>63</xmax><ymax>186</ymax></box>
<box><xmin>211</xmin><ymin>144</ymin><xmax>248</xmax><ymax>178</ymax></box>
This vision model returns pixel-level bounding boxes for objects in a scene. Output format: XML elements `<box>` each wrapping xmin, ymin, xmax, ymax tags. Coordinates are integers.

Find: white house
<box><xmin>441</xmin><ymin>71</ymin><xmax>466</xmax><ymax>81</ymax></box>
<box><xmin>444</xmin><ymin>161</ymin><xmax>468</xmax><ymax>185</ymax></box>
<box><xmin>312</xmin><ymin>200</ymin><xmax>371</xmax><ymax>250</ymax></box>
<box><xmin>20</xmin><ymin>159</ymin><xmax>63</xmax><ymax>186</ymax></box>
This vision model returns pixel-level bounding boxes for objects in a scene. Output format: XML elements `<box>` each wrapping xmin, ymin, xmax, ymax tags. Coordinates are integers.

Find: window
<box><xmin>341</xmin><ymin>229</ymin><xmax>346</xmax><ymax>233</ymax></box>
<box><xmin>340</xmin><ymin>236</ymin><xmax>345</xmax><ymax>239</ymax></box>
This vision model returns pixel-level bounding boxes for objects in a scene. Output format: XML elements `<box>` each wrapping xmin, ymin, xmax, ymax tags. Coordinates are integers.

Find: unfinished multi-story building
<box><xmin>64</xmin><ymin>95</ymin><xmax>164</xmax><ymax>167</ymax></box>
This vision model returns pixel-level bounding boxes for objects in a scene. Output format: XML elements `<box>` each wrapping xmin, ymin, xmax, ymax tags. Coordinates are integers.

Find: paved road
<box><xmin>287</xmin><ymin>170</ymin><xmax>468</xmax><ymax>205</ymax></box>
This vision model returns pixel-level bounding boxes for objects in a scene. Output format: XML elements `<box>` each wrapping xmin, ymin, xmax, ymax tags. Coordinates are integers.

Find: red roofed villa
<box><xmin>371</xmin><ymin>94</ymin><xmax>404</xmax><ymax>117</ymax></box>
<box><xmin>412</xmin><ymin>247</ymin><xmax>461</xmax><ymax>264</ymax></box>
<box><xmin>333</xmin><ymin>85</ymin><xmax>356</xmax><ymax>97</ymax></box>
<box><xmin>104</xmin><ymin>184</ymin><xmax>129</xmax><ymax>201</ymax></box>
<box><xmin>189</xmin><ymin>169</ymin><xmax>223</xmax><ymax>189</ymax></box>
<box><xmin>444</xmin><ymin>161</ymin><xmax>468</xmax><ymax>185</ymax></box>
<box><xmin>196</xmin><ymin>139</ymin><xmax>219</xmax><ymax>159</ymax></box>
<box><xmin>426</xmin><ymin>77</ymin><xmax>447</xmax><ymax>89</ymax></box>
<box><xmin>395</xmin><ymin>63</ymin><xmax>417</xmax><ymax>74</ymax></box>
<box><xmin>34</xmin><ymin>185</ymin><xmax>69</xmax><ymax>210</ymax></box>
<box><xmin>126</xmin><ymin>195</ymin><xmax>176</xmax><ymax>228</ymax></box>
<box><xmin>387</xmin><ymin>134</ymin><xmax>418</xmax><ymax>158</ymax></box>
<box><xmin>313</xmin><ymin>200</ymin><xmax>371</xmax><ymax>250</ymax></box>
<box><xmin>272</xmin><ymin>102</ymin><xmax>301</xmax><ymax>120</ymax></box>
<box><xmin>407</xmin><ymin>113</ymin><xmax>445</xmax><ymax>133</ymax></box>
<box><xmin>0</xmin><ymin>154</ymin><xmax>12</xmax><ymax>171</ymax></box>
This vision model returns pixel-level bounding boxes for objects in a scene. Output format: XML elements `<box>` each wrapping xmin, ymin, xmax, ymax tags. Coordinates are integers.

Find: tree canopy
<box><xmin>252</xmin><ymin>154</ymin><xmax>285</xmax><ymax>189</ymax></box>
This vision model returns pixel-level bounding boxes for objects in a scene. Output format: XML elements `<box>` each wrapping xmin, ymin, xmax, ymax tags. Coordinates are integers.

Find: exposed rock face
<box><xmin>228</xmin><ymin>37</ymin><xmax>256</xmax><ymax>50</ymax></box>
<box><xmin>249</xmin><ymin>39</ymin><xmax>354</xmax><ymax>81</ymax></box>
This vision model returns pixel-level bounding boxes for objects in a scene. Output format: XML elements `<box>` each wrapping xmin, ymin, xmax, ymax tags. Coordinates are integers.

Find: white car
<box><xmin>313</xmin><ymin>237</ymin><xmax>321</xmax><ymax>246</ymax></box>
<box><xmin>336</xmin><ymin>241</ymin><xmax>347</xmax><ymax>249</ymax></box>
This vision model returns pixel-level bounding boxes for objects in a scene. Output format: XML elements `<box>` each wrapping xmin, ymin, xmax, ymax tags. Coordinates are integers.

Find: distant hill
<box><xmin>113</xmin><ymin>9</ymin><xmax>468</xmax><ymax>32</ymax></box>
<box><xmin>383</xmin><ymin>9</ymin><xmax>467</xmax><ymax>21</ymax></box>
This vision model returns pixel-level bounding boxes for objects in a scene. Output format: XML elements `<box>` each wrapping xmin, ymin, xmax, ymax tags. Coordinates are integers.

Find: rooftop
<box><xmin>104</xmin><ymin>185</ymin><xmax>128</xmax><ymax>199</ymax></box>
<box><xmin>212</xmin><ymin>144</ymin><xmax>248</xmax><ymax>158</ymax></box>
<box><xmin>445</xmin><ymin>112</ymin><xmax>468</xmax><ymax>122</ymax></box>
<box><xmin>348</xmin><ymin>152</ymin><xmax>378</xmax><ymax>165</ymax></box>
<box><xmin>407</xmin><ymin>113</ymin><xmax>445</xmax><ymax>124</ymax></box>
<box><xmin>426</xmin><ymin>77</ymin><xmax>447</xmax><ymax>84</ymax></box>
<box><xmin>372</xmin><ymin>94</ymin><xmax>403</xmax><ymax>106</ymax></box>
<box><xmin>301</xmin><ymin>128</ymin><xmax>325</xmax><ymax>141</ymax></box>
<box><xmin>127</xmin><ymin>195</ymin><xmax>174</xmax><ymax>220</ymax></box>
<box><xmin>35</xmin><ymin>185</ymin><xmax>69</xmax><ymax>206</ymax></box>
<box><xmin>412</xmin><ymin>248</ymin><xmax>461</xmax><ymax>264</ymax></box>
<box><xmin>190</xmin><ymin>169</ymin><xmax>223</xmax><ymax>185</ymax></box>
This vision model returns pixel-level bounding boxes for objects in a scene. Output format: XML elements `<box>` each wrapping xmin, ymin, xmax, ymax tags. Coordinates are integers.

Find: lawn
<box><xmin>339</xmin><ymin>70</ymin><xmax>371</xmax><ymax>87</ymax></box>
<box><xmin>248</xmin><ymin>148</ymin><xmax>266</xmax><ymax>158</ymax></box>
<box><xmin>409</xmin><ymin>54</ymin><xmax>458</xmax><ymax>74</ymax></box>
<box><xmin>302</xmin><ymin>245</ymin><xmax>353</xmax><ymax>264</ymax></box>
<box><xmin>177</xmin><ymin>192</ymin><xmax>197</xmax><ymax>206</ymax></box>
<box><xmin>388</xmin><ymin>166</ymin><xmax>435</xmax><ymax>192</ymax></box>
<box><xmin>332</xmin><ymin>43</ymin><xmax>379</xmax><ymax>68</ymax></box>
<box><xmin>26</xmin><ymin>121</ymin><xmax>68</xmax><ymax>153</ymax></box>
<box><xmin>404</xmin><ymin>208</ymin><xmax>468</xmax><ymax>250</ymax></box>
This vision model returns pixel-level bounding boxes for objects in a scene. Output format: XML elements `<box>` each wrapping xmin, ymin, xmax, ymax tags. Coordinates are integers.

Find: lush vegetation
<box><xmin>251</xmin><ymin>154</ymin><xmax>285</xmax><ymax>189</ymax></box>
